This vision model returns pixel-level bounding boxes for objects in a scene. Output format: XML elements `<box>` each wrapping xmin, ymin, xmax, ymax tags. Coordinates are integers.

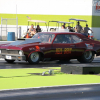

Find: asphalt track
<box><xmin>0</xmin><ymin>56</ymin><xmax>100</xmax><ymax>69</ymax></box>
<box><xmin>0</xmin><ymin>56</ymin><xmax>100</xmax><ymax>100</ymax></box>
<box><xmin>0</xmin><ymin>84</ymin><xmax>100</xmax><ymax>100</ymax></box>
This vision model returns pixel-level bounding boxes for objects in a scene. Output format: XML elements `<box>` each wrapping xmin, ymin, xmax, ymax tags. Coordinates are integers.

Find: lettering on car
<box><xmin>55</xmin><ymin>48</ymin><xmax>62</xmax><ymax>54</ymax></box>
<box><xmin>64</xmin><ymin>48</ymin><xmax>72</xmax><ymax>54</ymax></box>
<box><xmin>85</xmin><ymin>43</ymin><xmax>93</xmax><ymax>49</ymax></box>
<box><xmin>55</xmin><ymin>48</ymin><xmax>72</xmax><ymax>54</ymax></box>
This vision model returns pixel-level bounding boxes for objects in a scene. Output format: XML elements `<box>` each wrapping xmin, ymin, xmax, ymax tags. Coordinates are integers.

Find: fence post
<box><xmin>18</xmin><ymin>26</ymin><xmax>21</xmax><ymax>38</ymax></box>
<box><xmin>0</xmin><ymin>17</ymin><xmax>2</xmax><ymax>40</ymax></box>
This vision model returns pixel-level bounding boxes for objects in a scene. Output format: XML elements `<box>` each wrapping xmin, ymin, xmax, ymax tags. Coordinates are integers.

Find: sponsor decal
<box><xmin>29</xmin><ymin>48</ymin><xmax>35</xmax><ymax>51</ymax></box>
<box><xmin>85</xmin><ymin>43</ymin><xmax>93</xmax><ymax>49</ymax></box>
<box><xmin>55</xmin><ymin>48</ymin><xmax>72</xmax><ymax>54</ymax></box>
<box><xmin>29</xmin><ymin>47</ymin><xmax>45</xmax><ymax>51</ymax></box>
<box><xmin>96</xmin><ymin>0</ymin><xmax>100</xmax><ymax>11</ymax></box>
<box><xmin>55</xmin><ymin>48</ymin><xmax>62</xmax><ymax>54</ymax></box>
<box><xmin>35</xmin><ymin>46</ymin><xmax>40</xmax><ymax>51</ymax></box>
<box><xmin>93</xmin><ymin>0</ymin><xmax>100</xmax><ymax>13</ymax></box>
<box><xmin>40</xmin><ymin>47</ymin><xmax>45</xmax><ymax>50</ymax></box>
<box><xmin>64</xmin><ymin>48</ymin><xmax>72</xmax><ymax>54</ymax></box>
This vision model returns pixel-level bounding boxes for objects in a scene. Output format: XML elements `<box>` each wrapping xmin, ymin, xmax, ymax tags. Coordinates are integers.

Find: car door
<box><xmin>52</xmin><ymin>34</ymin><xmax>76</xmax><ymax>60</ymax></box>
<box><xmin>71</xmin><ymin>35</ymin><xmax>86</xmax><ymax>57</ymax></box>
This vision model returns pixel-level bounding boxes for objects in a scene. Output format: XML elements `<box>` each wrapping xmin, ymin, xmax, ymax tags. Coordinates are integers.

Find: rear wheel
<box><xmin>28</xmin><ymin>52</ymin><xmax>40</xmax><ymax>64</ymax></box>
<box><xmin>77</xmin><ymin>51</ymin><xmax>94</xmax><ymax>63</ymax></box>
<box><xmin>5</xmin><ymin>59</ymin><xmax>15</xmax><ymax>63</ymax></box>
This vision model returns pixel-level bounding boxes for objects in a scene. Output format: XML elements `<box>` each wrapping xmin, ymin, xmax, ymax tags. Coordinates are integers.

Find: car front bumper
<box><xmin>0</xmin><ymin>54</ymin><xmax>26</xmax><ymax>61</ymax></box>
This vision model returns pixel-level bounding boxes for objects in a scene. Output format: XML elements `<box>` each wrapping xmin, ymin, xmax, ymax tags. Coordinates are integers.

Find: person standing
<box><xmin>75</xmin><ymin>21</ymin><xmax>82</xmax><ymax>33</ymax></box>
<box><xmin>36</xmin><ymin>25</ymin><xmax>41</xmax><ymax>33</ymax></box>
<box><xmin>84</xmin><ymin>24</ymin><xmax>93</xmax><ymax>37</ymax></box>
<box><xmin>63</xmin><ymin>23</ymin><xmax>66</xmax><ymax>29</ymax></box>
<box><xmin>68</xmin><ymin>26</ymin><xmax>74</xmax><ymax>32</ymax></box>
<box><xmin>61</xmin><ymin>25</ymin><xmax>65</xmax><ymax>29</ymax></box>
<box><xmin>29</xmin><ymin>24</ymin><xmax>36</xmax><ymax>36</ymax></box>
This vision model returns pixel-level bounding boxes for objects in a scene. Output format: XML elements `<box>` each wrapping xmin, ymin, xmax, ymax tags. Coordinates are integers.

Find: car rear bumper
<box><xmin>0</xmin><ymin>54</ymin><xmax>26</xmax><ymax>61</ymax></box>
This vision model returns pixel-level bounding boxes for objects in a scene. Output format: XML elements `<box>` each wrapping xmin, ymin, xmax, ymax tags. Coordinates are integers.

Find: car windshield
<box><xmin>32</xmin><ymin>33</ymin><xmax>55</xmax><ymax>43</ymax></box>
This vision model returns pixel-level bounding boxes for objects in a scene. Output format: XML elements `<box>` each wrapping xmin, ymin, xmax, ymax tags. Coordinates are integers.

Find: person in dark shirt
<box><xmin>63</xmin><ymin>23</ymin><xmax>66</xmax><ymax>29</ymax></box>
<box><xmin>68</xmin><ymin>26</ymin><xmax>74</xmax><ymax>32</ymax></box>
<box><xmin>36</xmin><ymin>25</ymin><xmax>41</xmax><ymax>33</ymax></box>
<box><xmin>84</xmin><ymin>24</ymin><xmax>93</xmax><ymax>36</ymax></box>
<box><xmin>61</xmin><ymin>25</ymin><xmax>65</xmax><ymax>29</ymax></box>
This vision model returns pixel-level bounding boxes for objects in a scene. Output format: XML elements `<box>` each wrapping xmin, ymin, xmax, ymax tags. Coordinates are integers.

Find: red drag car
<box><xmin>0</xmin><ymin>32</ymin><xmax>100</xmax><ymax>64</ymax></box>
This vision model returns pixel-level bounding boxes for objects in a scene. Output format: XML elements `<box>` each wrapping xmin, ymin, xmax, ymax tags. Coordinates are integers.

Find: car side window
<box><xmin>71</xmin><ymin>35</ymin><xmax>82</xmax><ymax>43</ymax></box>
<box><xmin>65</xmin><ymin>35</ymin><xmax>72</xmax><ymax>43</ymax></box>
<box><xmin>53</xmin><ymin>34</ymin><xmax>72</xmax><ymax>44</ymax></box>
<box><xmin>53</xmin><ymin>34</ymin><xmax>66</xmax><ymax>43</ymax></box>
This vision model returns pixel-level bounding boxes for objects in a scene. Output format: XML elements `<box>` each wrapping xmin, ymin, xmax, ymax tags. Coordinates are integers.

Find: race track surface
<box><xmin>0</xmin><ymin>56</ymin><xmax>100</xmax><ymax>69</ymax></box>
<box><xmin>0</xmin><ymin>84</ymin><xmax>100</xmax><ymax>100</ymax></box>
<box><xmin>0</xmin><ymin>57</ymin><xmax>100</xmax><ymax>100</ymax></box>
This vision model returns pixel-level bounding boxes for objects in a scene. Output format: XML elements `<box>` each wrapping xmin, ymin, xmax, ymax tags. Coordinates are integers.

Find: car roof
<box><xmin>37</xmin><ymin>32</ymin><xmax>89</xmax><ymax>39</ymax></box>
<box><xmin>39</xmin><ymin>32</ymin><xmax>82</xmax><ymax>35</ymax></box>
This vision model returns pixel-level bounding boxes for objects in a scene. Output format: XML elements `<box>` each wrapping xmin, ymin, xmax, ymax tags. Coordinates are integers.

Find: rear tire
<box><xmin>28</xmin><ymin>52</ymin><xmax>40</xmax><ymax>64</ymax></box>
<box><xmin>5</xmin><ymin>59</ymin><xmax>15</xmax><ymax>63</ymax></box>
<box><xmin>77</xmin><ymin>51</ymin><xmax>94</xmax><ymax>63</ymax></box>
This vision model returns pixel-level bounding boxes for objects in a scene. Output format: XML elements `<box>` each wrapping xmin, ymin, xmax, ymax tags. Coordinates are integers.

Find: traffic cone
<box><xmin>26</xmin><ymin>33</ymin><xmax>29</xmax><ymax>38</ymax></box>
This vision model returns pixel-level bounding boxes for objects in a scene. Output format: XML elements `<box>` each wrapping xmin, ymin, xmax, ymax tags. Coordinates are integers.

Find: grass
<box><xmin>0</xmin><ymin>67</ymin><xmax>100</xmax><ymax>90</ymax></box>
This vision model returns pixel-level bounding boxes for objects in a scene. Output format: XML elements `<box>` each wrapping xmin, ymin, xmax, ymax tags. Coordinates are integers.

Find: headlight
<box><xmin>0</xmin><ymin>50</ymin><xmax>1</xmax><ymax>54</ymax></box>
<box><xmin>19</xmin><ymin>50</ymin><xmax>23</xmax><ymax>55</ymax></box>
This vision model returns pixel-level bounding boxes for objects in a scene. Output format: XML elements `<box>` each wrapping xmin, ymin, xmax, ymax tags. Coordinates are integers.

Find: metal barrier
<box><xmin>0</xmin><ymin>17</ymin><xmax>18</xmax><ymax>40</ymax></box>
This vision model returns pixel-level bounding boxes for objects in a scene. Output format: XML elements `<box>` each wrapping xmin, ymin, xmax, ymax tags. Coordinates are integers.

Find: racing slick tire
<box><xmin>5</xmin><ymin>59</ymin><xmax>15</xmax><ymax>63</ymax></box>
<box><xmin>28</xmin><ymin>52</ymin><xmax>40</xmax><ymax>64</ymax></box>
<box><xmin>77</xmin><ymin>51</ymin><xmax>94</xmax><ymax>63</ymax></box>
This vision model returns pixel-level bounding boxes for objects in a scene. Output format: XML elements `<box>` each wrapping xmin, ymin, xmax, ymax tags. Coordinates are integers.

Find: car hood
<box><xmin>8</xmin><ymin>38</ymin><xmax>41</xmax><ymax>46</ymax></box>
<box><xmin>0</xmin><ymin>38</ymin><xmax>41</xmax><ymax>50</ymax></box>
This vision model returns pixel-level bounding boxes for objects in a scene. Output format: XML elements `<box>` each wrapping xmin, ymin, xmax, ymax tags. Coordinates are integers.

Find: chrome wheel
<box><xmin>30</xmin><ymin>52</ymin><xmax>39</xmax><ymax>62</ymax></box>
<box><xmin>28</xmin><ymin>52</ymin><xmax>40</xmax><ymax>64</ymax></box>
<box><xmin>84</xmin><ymin>51</ymin><xmax>92</xmax><ymax>60</ymax></box>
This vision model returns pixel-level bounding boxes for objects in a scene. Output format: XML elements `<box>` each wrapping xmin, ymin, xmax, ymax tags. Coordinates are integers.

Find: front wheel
<box><xmin>5</xmin><ymin>59</ymin><xmax>15</xmax><ymax>63</ymax></box>
<box><xmin>77</xmin><ymin>51</ymin><xmax>94</xmax><ymax>63</ymax></box>
<box><xmin>28</xmin><ymin>52</ymin><xmax>40</xmax><ymax>64</ymax></box>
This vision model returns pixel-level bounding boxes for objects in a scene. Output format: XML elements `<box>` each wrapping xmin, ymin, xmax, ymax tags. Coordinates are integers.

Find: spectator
<box><xmin>63</xmin><ymin>23</ymin><xmax>66</xmax><ymax>29</ymax></box>
<box><xmin>29</xmin><ymin>24</ymin><xmax>36</xmax><ymax>36</ymax></box>
<box><xmin>68</xmin><ymin>26</ymin><xmax>74</xmax><ymax>32</ymax></box>
<box><xmin>84</xmin><ymin>24</ymin><xmax>93</xmax><ymax>37</ymax></box>
<box><xmin>36</xmin><ymin>25</ymin><xmax>41</xmax><ymax>33</ymax></box>
<box><xmin>61</xmin><ymin>25</ymin><xmax>65</xmax><ymax>29</ymax></box>
<box><xmin>75</xmin><ymin>21</ymin><xmax>82</xmax><ymax>33</ymax></box>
